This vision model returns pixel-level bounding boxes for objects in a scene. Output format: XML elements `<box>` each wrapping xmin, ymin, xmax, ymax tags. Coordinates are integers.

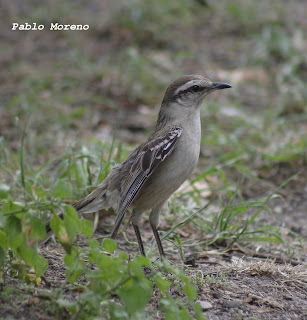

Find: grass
<box><xmin>0</xmin><ymin>111</ymin><xmax>303</xmax><ymax>318</ymax></box>
<box><xmin>1</xmin><ymin>0</ymin><xmax>306</xmax><ymax>319</ymax></box>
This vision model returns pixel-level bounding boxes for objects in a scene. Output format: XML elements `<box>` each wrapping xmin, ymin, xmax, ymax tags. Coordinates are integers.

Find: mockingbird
<box><xmin>44</xmin><ymin>75</ymin><xmax>231</xmax><ymax>257</ymax></box>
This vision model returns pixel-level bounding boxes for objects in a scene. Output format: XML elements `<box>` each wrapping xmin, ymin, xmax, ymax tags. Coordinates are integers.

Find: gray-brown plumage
<box><xmin>43</xmin><ymin>75</ymin><xmax>231</xmax><ymax>257</ymax></box>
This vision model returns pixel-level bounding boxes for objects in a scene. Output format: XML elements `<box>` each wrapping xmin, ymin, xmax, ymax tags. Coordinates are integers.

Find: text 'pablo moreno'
<box><xmin>12</xmin><ymin>23</ymin><xmax>90</xmax><ymax>31</ymax></box>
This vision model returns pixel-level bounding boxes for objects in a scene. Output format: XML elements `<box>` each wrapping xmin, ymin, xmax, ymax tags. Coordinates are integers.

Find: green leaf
<box><xmin>48</xmin><ymin>207</ymin><xmax>80</xmax><ymax>253</ymax></box>
<box><xmin>119</xmin><ymin>252</ymin><xmax>129</xmax><ymax>260</ymax></box>
<box><xmin>179</xmin><ymin>307</ymin><xmax>191</xmax><ymax>320</ymax></box>
<box><xmin>56</xmin><ymin>298</ymin><xmax>77</xmax><ymax>313</ymax></box>
<box><xmin>160</xmin><ymin>296</ymin><xmax>180</xmax><ymax>320</ymax></box>
<box><xmin>19</xmin><ymin>244</ymin><xmax>35</xmax><ymax>265</ymax></box>
<box><xmin>154</xmin><ymin>274</ymin><xmax>171</xmax><ymax>292</ymax></box>
<box><xmin>0</xmin><ymin>183</ymin><xmax>10</xmax><ymax>199</ymax></box>
<box><xmin>0</xmin><ymin>212</ymin><xmax>6</xmax><ymax>228</ymax></box>
<box><xmin>93</xmin><ymin>253</ymin><xmax>126</xmax><ymax>285</ymax></box>
<box><xmin>102</xmin><ymin>238</ymin><xmax>117</xmax><ymax>253</ymax></box>
<box><xmin>0</xmin><ymin>246</ymin><xmax>6</xmax><ymax>268</ymax></box>
<box><xmin>34</xmin><ymin>253</ymin><xmax>48</xmax><ymax>277</ymax></box>
<box><xmin>64</xmin><ymin>250</ymin><xmax>86</xmax><ymax>284</ymax></box>
<box><xmin>63</xmin><ymin>205</ymin><xmax>81</xmax><ymax>241</ymax></box>
<box><xmin>35</xmin><ymin>185</ymin><xmax>47</xmax><ymax>200</ymax></box>
<box><xmin>109</xmin><ymin>302</ymin><xmax>129</xmax><ymax>320</ymax></box>
<box><xmin>64</xmin><ymin>249</ymin><xmax>76</xmax><ymax>269</ymax></box>
<box><xmin>23</xmin><ymin>215</ymin><xmax>46</xmax><ymax>241</ymax></box>
<box><xmin>194</xmin><ymin>167</ymin><xmax>218</xmax><ymax>180</ymax></box>
<box><xmin>173</xmin><ymin>234</ymin><xmax>182</xmax><ymax>246</ymax></box>
<box><xmin>134</xmin><ymin>255</ymin><xmax>150</xmax><ymax>267</ymax></box>
<box><xmin>50</xmin><ymin>214</ymin><xmax>71</xmax><ymax>253</ymax></box>
<box><xmin>81</xmin><ymin>218</ymin><xmax>94</xmax><ymax>238</ymax></box>
<box><xmin>6</xmin><ymin>216</ymin><xmax>23</xmax><ymax>250</ymax></box>
<box><xmin>88</xmin><ymin>238</ymin><xmax>99</xmax><ymax>249</ymax></box>
<box><xmin>1</xmin><ymin>200</ymin><xmax>23</xmax><ymax>215</ymax></box>
<box><xmin>117</xmin><ymin>278</ymin><xmax>153</xmax><ymax>315</ymax></box>
<box><xmin>194</xmin><ymin>302</ymin><xmax>208</xmax><ymax>320</ymax></box>
<box><xmin>0</xmin><ymin>230</ymin><xmax>7</xmax><ymax>249</ymax></box>
<box><xmin>52</xmin><ymin>180</ymin><xmax>73</xmax><ymax>198</ymax></box>
<box><xmin>128</xmin><ymin>260</ymin><xmax>144</xmax><ymax>280</ymax></box>
<box><xmin>183</xmin><ymin>283</ymin><xmax>197</xmax><ymax>300</ymax></box>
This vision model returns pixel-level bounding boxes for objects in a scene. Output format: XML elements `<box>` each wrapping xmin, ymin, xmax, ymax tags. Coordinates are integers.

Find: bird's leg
<box><xmin>133</xmin><ymin>224</ymin><xmax>146</xmax><ymax>256</ymax></box>
<box><xmin>131</xmin><ymin>209</ymin><xmax>147</xmax><ymax>256</ymax></box>
<box><xmin>150</xmin><ymin>222</ymin><xmax>165</xmax><ymax>258</ymax></box>
<box><xmin>133</xmin><ymin>224</ymin><xmax>152</xmax><ymax>275</ymax></box>
<box><xmin>149</xmin><ymin>202</ymin><xmax>167</xmax><ymax>259</ymax></box>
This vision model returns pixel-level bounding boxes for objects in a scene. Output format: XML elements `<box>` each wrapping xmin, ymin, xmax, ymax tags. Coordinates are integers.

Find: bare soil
<box><xmin>0</xmin><ymin>1</ymin><xmax>306</xmax><ymax>319</ymax></box>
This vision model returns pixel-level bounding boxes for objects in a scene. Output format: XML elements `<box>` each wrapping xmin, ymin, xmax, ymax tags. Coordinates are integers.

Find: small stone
<box><xmin>222</xmin><ymin>299</ymin><xmax>242</xmax><ymax>308</ymax></box>
<box><xmin>197</xmin><ymin>300</ymin><xmax>213</xmax><ymax>310</ymax></box>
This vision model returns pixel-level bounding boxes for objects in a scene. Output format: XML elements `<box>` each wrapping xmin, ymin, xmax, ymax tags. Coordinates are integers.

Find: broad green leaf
<box><xmin>63</xmin><ymin>205</ymin><xmax>81</xmax><ymax>242</ymax></box>
<box><xmin>81</xmin><ymin>218</ymin><xmax>94</xmax><ymax>238</ymax></box>
<box><xmin>1</xmin><ymin>200</ymin><xmax>23</xmax><ymax>214</ymax></box>
<box><xmin>134</xmin><ymin>255</ymin><xmax>150</xmax><ymax>267</ymax></box>
<box><xmin>109</xmin><ymin>302</ymin><xmax>129</xmax><ymax>320</ymax></box>
<box><xmin>64</xmin><ymin>249</ymin><xmax>77</xmax><ymax>269</ymax></box>
<box><xmin>128</xmin><ymin>260</ymin><xmax>144</xmax><ymax>280</ymax></box>
<box><xmin>119</xmin><ymin>252</ymin><xmax>129</xmax><ymax>260</ymax></box>
<box><xmin>88</xmin><ymin>238</ymin><xmax>99</xmax><ymax>249</ymax></box>
<box><xmin>183</xmin><ymin>283</ymin><xmax>197</xmax><ymax>300</ymax></box>
<box><xmin>22</xmin><ymin>215</ymin><xmax>46</xmax><ymax>241</ymax></box>
<box><xmin>179</xmin><ymin>307</ymin><xmax>191</xmax><ymax>320</ymax></box>
<box><xmin>34</xmin><ymin>254</ymin><xmax>48</xmax><ymax>277</ymax></box>
<box><xmin>94</xmin><ymin>254</ymin><xmax>126</xmax><ymax>284</ymax></box>
<box><xmin>19</xmin><ymin>244</ymin><xmax>35</xmax><ymax>266</ymax></box>
<box><xmin>88</xmin><ymin>246</ymin><xmax>100</xmax><ymax>263</ymax></box>
<box><xmin>117</xmin><ymin>278</ymin><xmax>153</xmax><ymax>315</ymax></box>
<box><xmin>6</xmin><ymin>216</ymin><xmax>23</xmax><ymax>250</ymax></box>
<box><xmin>154</xmin><ymin>274</ymin><xmax>171</xmax><ymax>292</ymax></box>
<box><xmin>102</xmin><ymin>238</ymin><xmax>117</xmax><ymax>253</ymax></box>
<box><xmin>52</xmin><ymin>180</ymin><xmax>73</xmax><ymax>198</ymax></box>
<box><xmin>50</xmin><ymin>213</ymin><xmax>71</xmax><ymax>253</ymax></box>
<box><xmin>67</xmin><ymin>264</ymin><xmax>84</xmax><ymax>284</ymax></box>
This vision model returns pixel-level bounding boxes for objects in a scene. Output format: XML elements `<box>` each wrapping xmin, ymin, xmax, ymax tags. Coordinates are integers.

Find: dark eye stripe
<box><xmin>177</xmin><ymin>85</ymin><xmax>202</xmax><ymax>96</ymax></box>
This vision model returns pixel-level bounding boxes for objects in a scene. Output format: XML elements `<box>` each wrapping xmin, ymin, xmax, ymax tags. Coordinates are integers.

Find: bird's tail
<box><xmin>39</xmin><ymin>185</ymin><xmax>108</xmax><ymax>246</ymax></box>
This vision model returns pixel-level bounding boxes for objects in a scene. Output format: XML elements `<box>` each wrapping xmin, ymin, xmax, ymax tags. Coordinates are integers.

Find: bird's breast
<box><xmin>132</xmin><ymin>123</ymin><xmax>201</xmax><ymax>211</ymax></box>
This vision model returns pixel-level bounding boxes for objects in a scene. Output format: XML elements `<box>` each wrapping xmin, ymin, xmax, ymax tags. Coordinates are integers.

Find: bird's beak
<box><xmin>211</xmin><ymin>82</ymin><xmax>232</xmax><ymax>90</ymax></box>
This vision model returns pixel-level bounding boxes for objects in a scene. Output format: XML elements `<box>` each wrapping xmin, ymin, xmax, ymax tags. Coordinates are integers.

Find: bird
<box><xmin>43</xmin><ymin>75</ymin><xmax>231</xmax><ymax>258</ymax></box>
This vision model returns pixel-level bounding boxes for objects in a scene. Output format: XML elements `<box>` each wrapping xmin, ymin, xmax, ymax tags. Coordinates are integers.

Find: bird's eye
<box><xmin>191</xmin><ymin>85</ymin><xmax>201</xmax><ymax>92</ymax></box>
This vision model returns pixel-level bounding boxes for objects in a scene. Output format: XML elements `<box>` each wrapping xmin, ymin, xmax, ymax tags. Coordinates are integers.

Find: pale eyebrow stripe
<box><xmin>174</xmin><ymin>80</ymin><xmax>198</xmax><ymax>95</ymax></box>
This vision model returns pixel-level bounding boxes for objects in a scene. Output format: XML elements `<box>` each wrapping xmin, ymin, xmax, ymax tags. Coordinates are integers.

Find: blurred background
<box><xmin>1</xmin><ymin>2</ymin><xmax>307</xmax><ymax>317</ymax></box>
<box><xmin>0</xmin><ymin>0</ymin><xmax>306</xmax><ymax>250</ymax></box>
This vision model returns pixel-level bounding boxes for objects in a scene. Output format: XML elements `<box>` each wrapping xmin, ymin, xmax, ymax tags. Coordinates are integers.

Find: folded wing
<box><xmin>111</xmin><ymin>126</ymin><xmax>182</xmax><ymax>238</ymax></box>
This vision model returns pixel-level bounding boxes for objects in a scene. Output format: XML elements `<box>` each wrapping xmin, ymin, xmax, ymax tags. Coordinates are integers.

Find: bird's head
<box><xmin>157</xmin><ymin>75</ymin><xmax>231</xmax><ymax>126</ymax></box>
<box><xmin>162</xmin><ymin>74</ymin><xmax>231</xmax><ymax>107</ymax></box>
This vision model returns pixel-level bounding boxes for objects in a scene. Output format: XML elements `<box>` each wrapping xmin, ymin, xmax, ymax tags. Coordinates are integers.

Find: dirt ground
<box><xmin>0</xmin><ymin>1</ymin><xmax>306</xmax><ymax>319</ymax></box>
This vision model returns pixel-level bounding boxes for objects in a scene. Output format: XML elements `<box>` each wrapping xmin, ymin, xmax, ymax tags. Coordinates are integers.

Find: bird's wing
<box><xmin>111</xmin><ymin>126</ymin><xmax>182</xmax><ymax>238</ymax></box>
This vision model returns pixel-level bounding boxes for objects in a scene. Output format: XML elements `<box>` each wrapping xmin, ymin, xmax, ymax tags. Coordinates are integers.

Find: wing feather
<box><xmin>111</xmin><ymin>126</ymin><xmax>182</xmax><ymax>238</ymax></box>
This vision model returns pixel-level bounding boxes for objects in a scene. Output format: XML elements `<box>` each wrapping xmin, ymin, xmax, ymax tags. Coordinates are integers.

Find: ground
<box><xmin>0</xmin><ymin>0</ymin><xmax>306</xmax><ymax>319</ymax></box>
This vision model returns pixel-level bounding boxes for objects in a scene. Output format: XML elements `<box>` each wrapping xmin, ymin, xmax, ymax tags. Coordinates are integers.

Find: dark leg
<box><xmin>133</xmin><ymin>224</ymin><xmax>146</xmax><ymax>256</ymax></box>
<box><xmin>150</xmin><ymin>223</ymin><xmax>165</xmax><ymax>258</ymax></box>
